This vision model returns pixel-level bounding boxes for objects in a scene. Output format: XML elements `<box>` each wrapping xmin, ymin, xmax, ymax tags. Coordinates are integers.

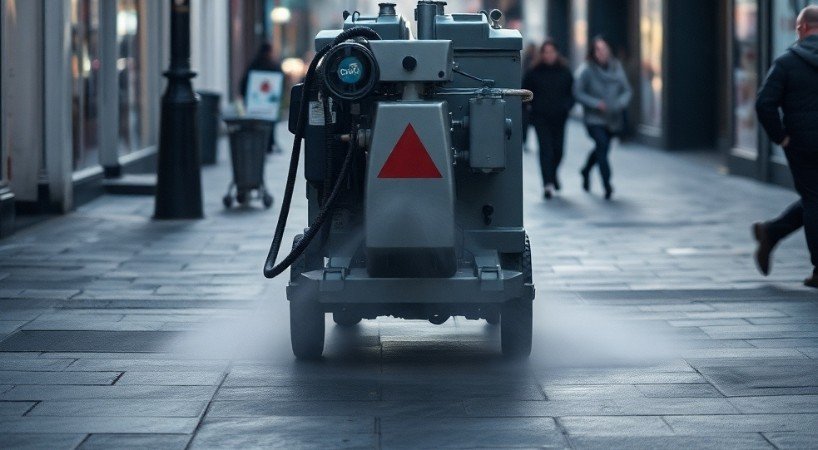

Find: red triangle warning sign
<box><xmin>378</xmin><ymin>124</ymin><xmax>442</xmax><ymax>179</ymax></box>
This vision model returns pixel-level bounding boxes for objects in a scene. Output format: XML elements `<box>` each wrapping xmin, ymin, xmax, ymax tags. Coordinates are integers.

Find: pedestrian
<box><xmin>753</xmin><ymin>6</ymin><xmax>818</xmax><ymax>288</ymax></box>
<box><xmin>523</xmin><ymin>39</ymin><xmax>574</xmax><ymax>199</ymax></box>
<box><xmin>521</xmin><ymin>42</ymin><xmax>540</xmax><ymax>153</ymax></box>
<box><xmin>573</xmin><ymin>36</ymin><xmax>632</xmax><ymax>200</ymax></box>
<box><xmin>240</xmin><ymin>43</ymin><xmax>283</xmax><ymax>153</ymax></box>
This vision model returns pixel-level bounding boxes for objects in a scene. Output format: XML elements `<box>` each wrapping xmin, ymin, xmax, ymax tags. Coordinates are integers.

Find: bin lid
<box><xmin>221</xmin><ymin>115</ymin><xmax>277</xmax><ymax>126</ymax></box>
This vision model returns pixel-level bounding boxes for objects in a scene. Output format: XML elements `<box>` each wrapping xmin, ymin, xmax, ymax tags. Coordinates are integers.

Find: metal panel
<box><xmin>368</xmin><ymin>40</ymin><xmax>453</xmax><ymax>82</ymax></box>
<box><xmin>365</xmin><ymin>101</ymin><xmax>455</xmax><ymax>249</ymax></box>
<box><xmin>469</xmin><ymin>97</ymin><xmax>507</xmax><ymax>172</ymax></box>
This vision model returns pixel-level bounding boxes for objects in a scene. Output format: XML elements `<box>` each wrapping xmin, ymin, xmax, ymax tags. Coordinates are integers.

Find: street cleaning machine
<box><xmin>264</xmin><ymin>1</ymin><xmax>535</xmax><ymax>359</ymax></box>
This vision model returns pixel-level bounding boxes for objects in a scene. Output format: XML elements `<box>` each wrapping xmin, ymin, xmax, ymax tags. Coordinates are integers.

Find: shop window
<box><xmin>571</xmin><ymin>0</ymin><xmax>588</xmax><ymax>71</ymax></box>
<box><xmin>638</xmin><ymin>0</ymin><xmax>662</xmax><ymax>133</ymax></box>
<box><xmin>70</xmin><ymin>0</ymin><xmax>101</xmax><ymax>171</ymax></box>
<box><xmin>733</xmin><ymin>0</ymin><xmax>759</xmax><ymax>154</ymax></box>
<box><xmin>117</xmin><ymin>0</ymin><xmax>143</xmax><ymax>156</ymax></box>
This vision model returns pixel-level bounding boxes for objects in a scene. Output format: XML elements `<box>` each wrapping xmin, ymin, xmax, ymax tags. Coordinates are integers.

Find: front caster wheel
<box><xmin>485</xmin><ymin>311</ymin><xmax>500</xmax><ymax>326</ymax></box>
<box><xmin>222</xmin><ymin>195</ymin><xmax>233</xmax><ymax>208</ymax></box>
<box><xmin>501</xmin><ymin>298</ymin><xmax>533</xmax><ymax>358</ymax></box>
<box><xmin>290</xmin><ymin>299</ymin><xmax>325</xmax><ymax>360</ymax></box>
<box><xmin>236</xmin><ymin>191</ymin><xmax>248</xmax><ymax>205</ymax></box>
<box><xmin>333</xmin><ymin>311</ymin><xmax>361</xmax><ymax>327</ymax></box>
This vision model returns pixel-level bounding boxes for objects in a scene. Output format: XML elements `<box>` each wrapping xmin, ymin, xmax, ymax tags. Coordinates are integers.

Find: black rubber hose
<box><xmin>263</xmin><ymin>27</ymin><xmax>380</xmax><ymax>279</ymax></box>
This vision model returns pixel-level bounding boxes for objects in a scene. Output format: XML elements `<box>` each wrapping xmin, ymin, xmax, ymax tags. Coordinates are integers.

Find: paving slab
<box><xmin>0</xmin><ymin>433</ymin><xmax>87</xmax><ymax>450</ymax></box>
<box><xmin>762</xmin><ymin>432</ymin><xmax>818</xmax><ymax>449</ymax></box>
<box><xmin>558</xmin><ymin>416</ymin><xmax>674</xmax><ymax>436</ymax></box>
<box><xmin>189</xmin><ymin>416</ymin><xmax>375</xmax><ymax>449</ymax></box>
<box><xmin>568</xmin><ymin>434</ymin><xmax>773</xmax><ymax>450</ymax></box>
<box><xmin>0</xmin><ymin>330</ymin><xmax>184</xmax><ymax>352</ymax></box>
<box><xmin>380</xmin><ymin>417</ymin><xmax>566</xmax><ymax>449</ymax></box>
<box><xmin>27</xmin><ymin>399</ymin><xmax>207</xmax><ymax>417</ymax></box>
<box><xmin>0</xmin><ymin>416</ymin><xmax>199</xmax><ymax>434</ymax></box>
<box><xmin>634</xmin><ymin>383</ymin><xmax>723</xmax><ymax>398</ymax></box>
<box><xmin>664</xmin><ymin>414</ymin><xmax>818</xmax><ymax>434</ymax></box>
<box><xmin>697</xmin><ymin>364</ymin><xmax>818</xmax><ymax>396</ymax></box>
<box><xmin>0</xmin><ymin>385</ymin><xmax>218</xmax><ymax>401</ymax></box>
<box><xmin>77</xmin><ymin>433</ymin><xmax>191</xmax><ymax>450</ymax></box>
<box><xmin>206</xmin><ymin>400</ymin><xmax>467</xmax><ymax>418</ymax></box>
<box><xmin>0</xmin><ymin>371</ymin><xmax>120</xmax><ymax>385</ymax></box>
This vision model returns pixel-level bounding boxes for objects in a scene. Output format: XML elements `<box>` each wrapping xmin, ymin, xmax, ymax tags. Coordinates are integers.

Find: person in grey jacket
<box><xmin>574</xmin><ymin>36</ymin><xmax>633</xmax><ymax>200</ymax></box>
<box><xmin>753</xmin><ymin>6</ymin><xmax>818</xmax><ymax>288</ymax></box>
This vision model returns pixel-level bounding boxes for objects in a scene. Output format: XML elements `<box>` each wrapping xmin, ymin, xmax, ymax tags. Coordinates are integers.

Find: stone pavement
<box><xmin>0</xmin><ymin>121</ymin><xmax>816</xmax><ymax>449</ymax></box>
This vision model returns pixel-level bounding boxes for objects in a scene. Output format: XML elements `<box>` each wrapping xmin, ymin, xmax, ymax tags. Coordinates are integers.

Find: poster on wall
<box><xmin>245</xmin><ymin>70</ymin><xmax>284</xmax><ymax>121</ymax></box>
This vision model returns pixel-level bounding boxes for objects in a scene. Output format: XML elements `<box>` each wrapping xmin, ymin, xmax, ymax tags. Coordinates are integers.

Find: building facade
<box><xmin>0</xmin><ymin>0</ymin><xmax>258</xmax><ymax>237</ymax></box>
<box><xmin>541</xmin><ymin>0</ymin><xmax>815</xmax><ymax>188</ymax></box>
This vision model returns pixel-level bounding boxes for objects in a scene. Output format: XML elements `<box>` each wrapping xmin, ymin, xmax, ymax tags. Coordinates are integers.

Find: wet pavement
<box><xmin>0</xmin><ymin>122</ymin><xmax>816</xmax><ymax>449</ymax></box>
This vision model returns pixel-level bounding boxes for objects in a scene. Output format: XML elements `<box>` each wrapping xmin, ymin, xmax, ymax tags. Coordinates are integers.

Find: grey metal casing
<box><xmin>367</xmin><ymin>40</ymin><xmax>453</xmax><ymax>82</ymax></box>
<box><xmin>294</xmin><ymin>6</ymin><xmax>529</xmax><ymax>308</ymax></box>
<box><xmin>365</xmin><ymin>101</ymin><xmax>455</xmax><ymax>250</ymax></box>
<box><xmin>468</xmin><ymin>97</ymin><xmax>508</xmax><ymax>172</ymax></box>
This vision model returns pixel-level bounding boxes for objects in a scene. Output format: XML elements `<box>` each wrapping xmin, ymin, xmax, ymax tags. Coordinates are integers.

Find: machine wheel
<box><xmin>289</xmin><ymin>234</ymin><xmax>325</xmax><ymax>359</ymax></box>
<box><xmin>501</xmin><ymin>234</ymin><xmax>533</xmax><ymax>358</ymax></box>
<box><xmin>485</xmin><ymin>311</ymin><xmax>500</xmax><ymax>325</ymax></box>
<box><xmin>236</xmin><ymin>191</ymin><xmax>248</xmax><ymax>205</ymax></box>
<box><xmin>262</xmin><ymin>192</ymin><xmax>274</xmax><ymax>209</ymax></box>
<box><xmin>333</xmin><ymin>311</ymin><xmax>361</xmax><ymax>327</ymax></box>
<box><xmin>290</xmin><ymin>299</ymin><xmax>325</xmax><ymax>359</ymax></box>
<box><xmin>222</xmin><ymin>195</ymin><xmax>233</xmax><ymax>208</ymax></box>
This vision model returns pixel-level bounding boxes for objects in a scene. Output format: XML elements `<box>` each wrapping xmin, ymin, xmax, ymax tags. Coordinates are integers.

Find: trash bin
<box><xmin>197</xmin><ymin>91</ymin><xmax>221</xmax><ymax>165</ymax></box>
<box><xmin>221</xmin><ymin>116</ymin><xmax>275</xmax><ymax>208</ymax></box>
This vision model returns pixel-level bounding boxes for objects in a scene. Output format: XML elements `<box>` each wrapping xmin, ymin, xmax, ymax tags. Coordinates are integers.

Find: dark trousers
<box><xmin>533</xmin><ymin>117</ymin><xmax>567</xmax><ymax>187</ymax></box>
<box><xmin>267</xmin><ymin>122</ymin><xmax>278</xmax><ymax>153</ymax></box>
<box><xmin>582</xmin><ymin>124</ymin><xmax>614</xmax><ymax>188</ymax></box>
<box><xmin>765</xmin><ymin>146</ymin><xmax>818</xmax><ymax>268</ymax></box>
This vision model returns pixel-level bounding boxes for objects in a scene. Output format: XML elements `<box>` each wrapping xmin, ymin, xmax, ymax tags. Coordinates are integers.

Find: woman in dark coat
<box><xmin>574</xmin><ymin>36</ymin><xmax>632</xmax><ymax>200</ymax></box>
<box><xmin>240</xmin><ymin>43</ymin><xmax>283</xmax><ymax>153</ymax></box>
<box><xmin>523</xmin><ymin>40</ymin><xmax>575</xmax><ymax>199</ymax></box>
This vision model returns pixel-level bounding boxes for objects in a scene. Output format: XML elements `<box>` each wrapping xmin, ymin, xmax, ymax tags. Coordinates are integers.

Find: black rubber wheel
<box><xmin>333</xmin><ymin>311</ymin><xmax>362</xmax><ymax>327</ymax></box>
<box><xmin>222</xmin><ymin>195</ymin><xmax>233</xmax><ymax>208</ymax></box>
<box><xmin>289</xmin><ymin>234</ymin><xmax>325</xmax><ymax>359</ymax></box>
<box><xmin>290</xmin><ymin>298</ymin><xmax>325</xmax><ymax>360</ymax></box>
<box><xmin>485</xmin><ymin>311</ymin><xmax>500</xmax><ymax>325</ymax></box>
<box><xmin>236</xmin><ymin>191</ymin><xmax>248</xmax><ymax>205</ymax></box>
<box><xmin>262</xmin><ymin>193</ymin><xmax>274</xmax><ymax>209</ymax></box>
<box><xmin>501</xmin><ymin>234</ymin><xmax>533</xmax><ymax>358</ymax></box>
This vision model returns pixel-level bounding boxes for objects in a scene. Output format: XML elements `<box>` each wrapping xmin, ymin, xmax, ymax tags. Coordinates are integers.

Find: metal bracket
<box><xmin>320</xmin><ymin>266</ymin><xmax>348</xmax><ymax>292</ymax></box>
<box><xmin>474</xmin><ymin>254</ymin><xmax>504</xmax><ymax>291</ymax></box>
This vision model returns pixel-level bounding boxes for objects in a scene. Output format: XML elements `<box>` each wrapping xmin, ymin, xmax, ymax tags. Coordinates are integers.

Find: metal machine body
<box><xmin>282</xmin><ymin>2</ymin><xmax>534</xmax><ymax>359</ymax></box>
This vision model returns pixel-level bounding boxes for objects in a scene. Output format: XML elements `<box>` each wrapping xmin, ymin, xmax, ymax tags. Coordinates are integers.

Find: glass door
<box><xmin>117</xmin><ymin>0</ymin><xmax>143</xmax><ymax>156</ymax></box>
<box><xmin>71</xmin><ymin>0</ymin><xmax>101</xmax><ymax>171</ymax></box>
<box><xmin>638</xmin><ymin>0</ymin><xmax>663</xmax><ymax>135</ymax></box>
<box><xmin>732</xmin><ymin>0</ymin><xmax>759</xmax><ymax>155</ymax></box>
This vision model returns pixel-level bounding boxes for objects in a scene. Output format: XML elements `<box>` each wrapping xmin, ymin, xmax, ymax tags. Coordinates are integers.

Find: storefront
<box><xmin>0</xmin><ymin>0</ymin><xmax>232</xmax><ymax>234</ymax></box>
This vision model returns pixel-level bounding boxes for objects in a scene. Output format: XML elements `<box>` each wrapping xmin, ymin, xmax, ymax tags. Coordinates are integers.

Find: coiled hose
<box><xmin>263</xmin><ymin>27</ymin><xmax>381</xmax><ymax>279</ymax></box>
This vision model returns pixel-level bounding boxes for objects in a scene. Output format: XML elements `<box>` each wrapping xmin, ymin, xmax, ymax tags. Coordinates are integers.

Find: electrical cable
<box><xmin>264</xmin><ymin>27</ymin><xmax>381</xmax><ymax>279</ymax></box>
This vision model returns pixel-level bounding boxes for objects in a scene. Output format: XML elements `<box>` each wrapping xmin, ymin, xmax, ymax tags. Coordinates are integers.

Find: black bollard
<box><xmin>154</xmin><ymin>0</ymin><xmax>203</xmax><ymax>219</ymax></box>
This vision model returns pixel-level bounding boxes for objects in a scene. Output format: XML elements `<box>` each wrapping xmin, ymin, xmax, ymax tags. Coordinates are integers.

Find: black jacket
<box><xmin>756</xmin><ymin>35</ymin><xmax>818</xmax><ymax>149</ymax></box>
<box><xmin>523</xmin><ymin>62</ymin><xmax>575</xmax><ymax>120</ymax></box>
